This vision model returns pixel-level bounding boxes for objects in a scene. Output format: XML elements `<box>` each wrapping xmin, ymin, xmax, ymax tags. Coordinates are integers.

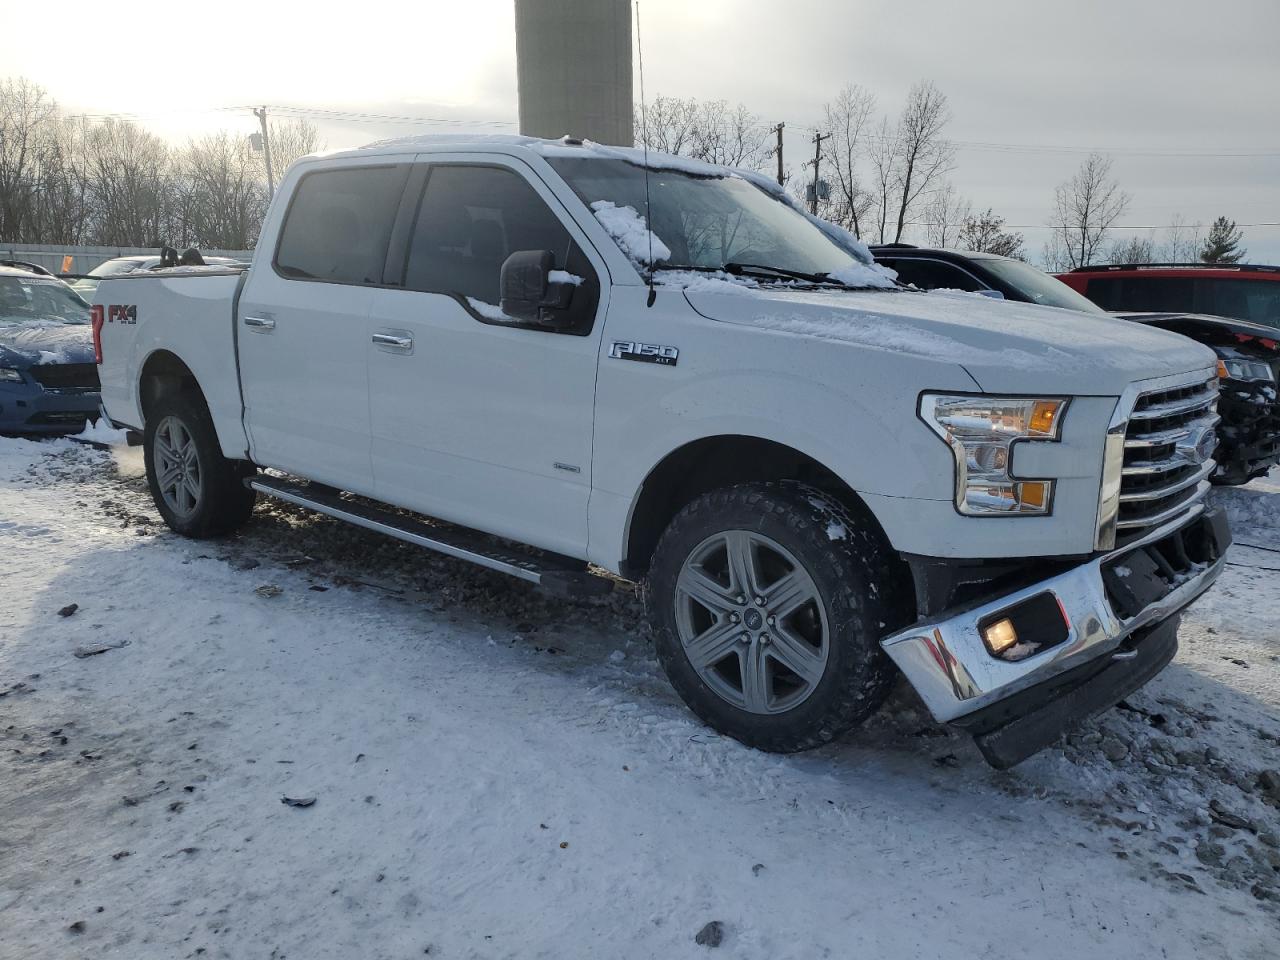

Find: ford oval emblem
<box><xmin>1176</xmin><ymin>426</ymin><xmax>1217</xmax><ymax>465</ymax></box>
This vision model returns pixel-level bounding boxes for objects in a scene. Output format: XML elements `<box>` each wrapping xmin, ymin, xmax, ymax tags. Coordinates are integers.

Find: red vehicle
<box><xmin>1058</xmin><ymin>263</ymin><xmax>1280</xmax><ymax>332</ymax></box>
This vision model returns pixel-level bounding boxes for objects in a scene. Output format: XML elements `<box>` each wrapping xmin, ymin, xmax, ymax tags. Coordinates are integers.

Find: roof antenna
<box><xmin>635</xmin><ymin>1</ymin><xmax>656</xmax><ymax>307</ymax></box>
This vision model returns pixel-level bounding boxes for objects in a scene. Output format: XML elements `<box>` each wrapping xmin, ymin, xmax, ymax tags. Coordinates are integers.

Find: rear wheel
<box><xmin>144</xmin><ymin>392</ymin><xmax>256</xmax><ymax>538</ymax></box>
<box><xmin>645</xmin><ymin>482</ymin><xmax>908</xmax><ymax>753</ymax></box>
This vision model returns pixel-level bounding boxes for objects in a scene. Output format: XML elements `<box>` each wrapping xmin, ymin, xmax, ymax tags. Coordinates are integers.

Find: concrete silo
<box><xmin>514</xmin><ymin>0</ymin><xmax>634</xmax><ymax>146</ymax></box>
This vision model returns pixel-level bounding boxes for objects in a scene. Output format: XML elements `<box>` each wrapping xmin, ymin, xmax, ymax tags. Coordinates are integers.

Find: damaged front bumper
<box><xmin>881</xmin><ymin>506</ymin><xmax>1231</xmax><ymax>768</ymax></box>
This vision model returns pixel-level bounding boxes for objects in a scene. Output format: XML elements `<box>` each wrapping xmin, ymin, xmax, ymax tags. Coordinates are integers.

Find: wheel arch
<box><xmin>620</xmin><ymin>434</ymin><xmax>900</xmax><ymax>582</ymax></box>
<box><xmin>138</xmin><ymin>349</ymin><xmax>208</xmax><ymax>424</ymax></box>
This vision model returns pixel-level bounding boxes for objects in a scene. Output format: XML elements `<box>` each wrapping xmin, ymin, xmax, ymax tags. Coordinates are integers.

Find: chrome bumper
<box><xmin>881</xmin><ymin>505</ymin><xmax>1227</xmax><ymax>723</ymax></box>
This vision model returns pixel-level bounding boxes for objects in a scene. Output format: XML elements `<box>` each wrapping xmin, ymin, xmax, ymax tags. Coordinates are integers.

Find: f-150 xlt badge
<box><xmin>609</xmin><ymin>340</ymin><xmax>678</xmax><ymax>366</ymax></box>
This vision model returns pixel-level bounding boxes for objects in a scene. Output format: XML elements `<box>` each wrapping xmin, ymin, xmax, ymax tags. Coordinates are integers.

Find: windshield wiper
<box><xmin>723</xmin><ymin>262</ymin><xmax>833</xmax><ymax>284</ymax></box>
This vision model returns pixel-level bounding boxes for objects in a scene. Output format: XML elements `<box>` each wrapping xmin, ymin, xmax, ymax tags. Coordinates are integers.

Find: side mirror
<box><xmin>500</xmin><ymin>250</ymin><xmax>575</xmax><ymax>326</ymax></box>
<box><xmin>976</xmin><ymin>289</ymin><xmax>1006</xmax><ymax>300</ymax></box>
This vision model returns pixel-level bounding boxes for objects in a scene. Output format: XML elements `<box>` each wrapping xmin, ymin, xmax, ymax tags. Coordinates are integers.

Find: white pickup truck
<box><xmin>94</xmin><ymin>135</ymin><xmax>1230</xmax><ymax>767</ymax></box>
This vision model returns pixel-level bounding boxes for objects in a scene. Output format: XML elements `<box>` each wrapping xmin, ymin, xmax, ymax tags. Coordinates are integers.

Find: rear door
<box><xmin>238</xmin><ymin>160</ymin><xmax>409</xmax><ymax>493</ymax></box>
<box><xmin>364</xmin><ymin>155</ymin><xmax>607</xmax><ymax>557</ymax></box>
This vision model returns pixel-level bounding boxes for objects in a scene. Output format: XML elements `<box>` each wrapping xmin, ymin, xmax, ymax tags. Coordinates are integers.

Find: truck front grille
<box><xmin>1116</xmin><ymin>375</ymin><xmax>1218</xmax><ymax>541</ymax></box>
<box><xmin>29</xmin><ymin>363</ymin><xmax>100</xmax><ymax>393</ymax></box>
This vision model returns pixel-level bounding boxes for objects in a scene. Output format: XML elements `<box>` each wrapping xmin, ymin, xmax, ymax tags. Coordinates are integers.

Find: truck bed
<box><xmin>95</xmin><ymin>267</ymin><xmax>251</xmax><ymax>459</ymax></box>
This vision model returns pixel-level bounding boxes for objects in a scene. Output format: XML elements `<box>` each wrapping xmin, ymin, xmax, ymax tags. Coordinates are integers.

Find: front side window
<box><xmin>882</xmin><ymin>258</ymin><xmax>983</xmax><ymax>293</ymax></box>
<box><xmin>402</xmin><ymin>164</ymin><xmax>599</xmax><ymax>333</ymax></box>
<box><xmin>275</xmin><ymin>165</ymin><xmax>408</xmax><ymax>286</ymax></box>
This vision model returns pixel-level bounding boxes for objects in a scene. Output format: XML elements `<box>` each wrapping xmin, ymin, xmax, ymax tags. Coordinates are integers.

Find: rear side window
<box><xmin>402</xmin><ymin>164</ymin><xmax>599</xmax><ymax>333</ymax></box>
<box><xmin>275</xmin><ymin>165</ymin><xmax>408</xmax><ymax>285</ymax></box>
<box><xmin>883</xmin><ymin>258</ymin><xmax>984</xmax><ymax>292</ymax></box>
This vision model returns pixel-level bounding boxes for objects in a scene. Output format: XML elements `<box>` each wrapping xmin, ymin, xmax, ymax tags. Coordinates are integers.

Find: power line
<box><xmin>229</xmin><ymin>105</ymin><xmax>517</xmax><ymax>127</ymax></box>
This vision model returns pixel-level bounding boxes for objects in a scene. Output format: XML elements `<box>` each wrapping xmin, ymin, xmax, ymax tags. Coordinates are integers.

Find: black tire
<box><xmin>143</xmin><ymin>391</ymin><xmax>256</xmax><ymax>538</ymax></box>
<box><xmin>644</xmin><ymin>482</ymin><xmax>910</xmax><ymax>753</ymax></box>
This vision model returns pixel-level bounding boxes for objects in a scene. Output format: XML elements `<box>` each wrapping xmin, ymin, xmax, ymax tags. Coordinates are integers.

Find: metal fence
<box><xmin>2</xmin><ymin>243</ymin><xmax>253</xmax><ymax>274</ymax></box>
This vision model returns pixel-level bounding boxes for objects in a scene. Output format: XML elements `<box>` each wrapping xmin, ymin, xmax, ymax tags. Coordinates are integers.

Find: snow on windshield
<box><xmin>589</xmin><ymin>201</ymin><xmax>672</xmax><ymax>266</ymax></box>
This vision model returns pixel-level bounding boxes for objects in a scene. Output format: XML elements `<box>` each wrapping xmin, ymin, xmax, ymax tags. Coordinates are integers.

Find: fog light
<box><xmin>983</xmin><ymin>617</ymin><xmax>1018</xmax><ymax>655</ymax></box>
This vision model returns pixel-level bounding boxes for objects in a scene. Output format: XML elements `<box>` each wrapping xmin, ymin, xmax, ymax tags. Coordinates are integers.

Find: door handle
<box><xmin>243</xmin><ymin>316</ymin><xmax>275</xmax><ymax>330</ymax></box>
<box><xmin>372</xmin><ymin>333</ymin><xmax>413</xmax><ymax>349</ymax></box>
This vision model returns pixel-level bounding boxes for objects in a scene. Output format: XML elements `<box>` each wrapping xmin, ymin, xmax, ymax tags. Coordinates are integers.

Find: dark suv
<box><xmin>871</xmin><ymin>245</ymin><xmax>1279</xmax><ymax>484</ymax></box>
<box><xmin>1059</xmin><ymin>263</ymin><xmax>1280</xmax><ymax>332</ymax></box>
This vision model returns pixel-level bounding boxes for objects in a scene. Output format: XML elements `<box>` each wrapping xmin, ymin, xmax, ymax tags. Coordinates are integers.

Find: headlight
<box><xmin>920</xmin><ymin>394</ymin><xmax>1068</xmax><ymax>516</ymax></box>
<box><xmin>1216</xmin><ymin>357</ymin><xmax>1275</xmax><ymax>382</ymax></box>
<box><xmin>0</xmin><ymin>367</ymin><xmax>23</xmax><ymax>383</ymax></box>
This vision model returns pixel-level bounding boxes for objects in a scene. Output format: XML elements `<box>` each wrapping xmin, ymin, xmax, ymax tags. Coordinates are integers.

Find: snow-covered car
<box><xmin>92</xmin><ymin>136</ymin><xmax>1231</xmax><ymax>768</ymax></box>
<box><xmin>0</xmin><ymin>265</ymin><xmax>101</xmax><ymax>435</ymax></box>
<box><xmin>71</xmin><ymin>254</ymin><xmax>243</xmax><ymax>298</ymax></box>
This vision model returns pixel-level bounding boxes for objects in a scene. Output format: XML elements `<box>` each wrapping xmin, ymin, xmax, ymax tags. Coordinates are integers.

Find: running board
<box><xmin>249</xmin><ymin>476</ymin><xmax>613</xmax><ymax>599</ymax></box>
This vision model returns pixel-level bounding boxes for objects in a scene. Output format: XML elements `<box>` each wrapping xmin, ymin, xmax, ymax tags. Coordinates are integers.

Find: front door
<box><xmin>238</xmin><ymin>161</ymin><xmax>409</xmax><ymax>493</ymax></box>
<box><xmin>365</xmin><ymin>157</ymin><xmax>607</xmax><ymax>557</ymax></box>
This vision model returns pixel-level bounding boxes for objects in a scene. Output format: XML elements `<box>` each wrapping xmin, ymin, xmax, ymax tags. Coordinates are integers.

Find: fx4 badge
<box><xmin>96</xmin><ymin>304</ymin><xmax>137</xmax><ymax>325</ymax></box>
<box><xmin>609</xmin><ymin>340</ymin><xmax>678</xmax><ymax>367</ymax></box>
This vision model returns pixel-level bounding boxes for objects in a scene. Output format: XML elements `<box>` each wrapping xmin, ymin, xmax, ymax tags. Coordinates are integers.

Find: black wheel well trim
<box><xmin>620</xmin><ymin>434</ymin><xmax>897</xmax><ymax>581</ymax></box>
<box><xmin>136</xmin><ymin>350</ymin><xmax>250</xmax><ymax>459</ymax></box>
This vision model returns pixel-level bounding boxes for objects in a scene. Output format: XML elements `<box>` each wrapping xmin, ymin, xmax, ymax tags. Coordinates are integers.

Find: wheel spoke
<box><xmin>739</xmin><ymin>643</ymin><xmax>771</xmax><ymax>712</ymax></box>
<box><xmin>768</xmin><ymin>626</ymin><xmax>826</xmax><ymax>685</ymax></box>
<box><xmin>182</xmin><ymin>475</ymin><xmax>201</xmax><ymax>504</ymax></box>
<box><xmin>684</xmin><ymin>620</ymin><xmax>742</xmax><ymax>672</ymax></box>
<box><xmin>157</xmin><ymin>461</ymin><xmax>182</xmax><ymax>491</ymax></box>
<box><xmin>724</xmin><ymin>531</ymin><xmax>760</xmax><ymax>599</ymax></box>
<box><xmin>677</xmin><ymin>565</ymin><xmax>737</xmax><ymax>614</ymax></box>
<box><xmin>764</xmin><ymin>570</ymin><xmax>813</xmax><ymax>619</ymax></box>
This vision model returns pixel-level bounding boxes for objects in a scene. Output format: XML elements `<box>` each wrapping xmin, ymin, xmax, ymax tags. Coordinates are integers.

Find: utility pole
<box><xmin>807</xmin><ymin>131</ymin><xmax>830</xmax><ymax>215</ymax></box>
<box><xmin>252</xmin><ymin>107</ymin><xmax>275</xmax><ymax>200</ymax></box>
<box><xmin>771</xmin><ymin>122</ymin><xmax>785</xmax><ymax>186</ymax></box>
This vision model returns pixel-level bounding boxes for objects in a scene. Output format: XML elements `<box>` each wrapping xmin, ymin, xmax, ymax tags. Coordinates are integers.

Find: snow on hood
<box><xmin>684</xmin><ymin>286</ymin><xmax>1218</xmax><ymax>395</ymax></box>
<box><xmin>0</xmin><ymin>321</ymin><xmax>94</xmax><ymax>367</ymax></box>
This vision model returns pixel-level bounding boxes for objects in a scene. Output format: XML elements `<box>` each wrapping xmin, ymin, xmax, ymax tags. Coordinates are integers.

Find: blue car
<box><xmin>0</xmin><ymin>265</ymin><xmax>102</xmax><ymax>435</ymax></box>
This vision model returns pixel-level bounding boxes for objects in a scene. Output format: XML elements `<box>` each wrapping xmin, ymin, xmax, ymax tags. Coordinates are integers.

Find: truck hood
<box><xmin>0</xmin><ymin>321</ymin><xmax>95</xmax><ymax>368</ymax></box>
<box><xmin>682</xmin><ymin>286</ymin><xmax>1217</xmax><ymax>395</ymax></box>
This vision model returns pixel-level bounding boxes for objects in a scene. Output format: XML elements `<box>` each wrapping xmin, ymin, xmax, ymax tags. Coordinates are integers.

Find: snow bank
<box><xmin>589</xmin><ymin>201</ymin><xmax>672</xmax><ymax>267</ymax></box>
<box><xmin>75</xmin><ymin>418</ymin><xmax>129</xmax><ymax>446</ymax></box>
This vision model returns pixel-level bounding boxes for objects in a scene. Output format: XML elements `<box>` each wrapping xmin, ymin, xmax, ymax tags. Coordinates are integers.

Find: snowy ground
<box><xmin>1</xmin><ymin>437</ymin><xmax>1277</xmax><ymax>960</ymax></box>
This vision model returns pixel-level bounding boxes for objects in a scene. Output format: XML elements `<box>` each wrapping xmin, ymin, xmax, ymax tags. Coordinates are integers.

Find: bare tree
<box><xmin>1160</xmin><ymin>214</ymin><xmax>1202</xmax><ymax>262</ymax></box>
<box><xmin>959</xmin><ymin>208</ymin><xmax>1024</xmax><ymax>258</ymax></box>
<box><xmin>636</xmin><ymin>95</ymin><xmax>769</xmax><ymax>170</ymax></box>
<box><xmin>180</xmin><ymin>132</ymin><xmax>267</xmax><ymax>249</ymax></box>
<box><xmin>268</xmin><ymin>117</ymin><xmax>324</xmax><ymax>185</ymax></box>
<box><xmin>1108</xmin><ymin>234</ymin><xmax>1155</xmax><ymax>264</ymax></box>
<box><xmin>821</xmin><ymin>84</ymin><xmax>876</xmax><ymax>238</ymax></box>
<box><xmin>82</xmin><ymin>119</ymin><xmax>174</xmax><ymax>246</ymax></box>
<box><xmin>0</xmin><ymin>77</ymin><xmax>58</xmax><ymax>241</ymax></box>
<box><xmin>923</xmin><ymin>181</ymin><xmax>970</xmax><ymax>248</ymax></box>
<box><xmin>1047</xmin><ymin>153</ymin><xmax>1130</xmax><ymax>269</ymax></box>
<box><xmin>890</xmin><ymin>81</ymin><xmax>955</xmax><ymax>243</ymax></box>
<box><xmin>867</xmin><ymin>116</ymin><xmax>896</xmax><ymax>243</ymax></box>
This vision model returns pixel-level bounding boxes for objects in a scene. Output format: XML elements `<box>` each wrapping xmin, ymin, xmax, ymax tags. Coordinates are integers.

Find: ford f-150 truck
<box><xmin>93</xmin><ymin>135</ymin><xmax>1230</xmax><ymax>767</ymax></box>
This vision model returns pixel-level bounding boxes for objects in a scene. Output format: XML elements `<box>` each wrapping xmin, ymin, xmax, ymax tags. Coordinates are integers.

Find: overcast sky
<box><xmin>4</xmin><ymin>0</ymin><xmax>1278</xmax><ymax>262</ymax></box>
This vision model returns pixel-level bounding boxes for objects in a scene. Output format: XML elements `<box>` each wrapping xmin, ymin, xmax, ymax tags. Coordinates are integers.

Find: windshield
<box><xmin>981</xmin><ymin>258</ymin><xmax>1106</xmax><ymax>314</ymax></box>
<box><xmin>548</xmin><ymin>157</ymin><xmax>858</xmax><ymax>279</ymax></box>
<box><xmin>0</xmin><ymin>277</ymin><xmax>91</xmax><ymax>325</ymax></box>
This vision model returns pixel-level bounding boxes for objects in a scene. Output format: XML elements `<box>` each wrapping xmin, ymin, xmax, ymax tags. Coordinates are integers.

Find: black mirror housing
<box><xmin>500</xmin><ymin>250</ymin><xmax>575</xmax><ymax>326</ymax></box>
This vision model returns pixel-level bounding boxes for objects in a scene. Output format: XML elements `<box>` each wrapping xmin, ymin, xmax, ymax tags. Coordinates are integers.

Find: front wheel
<box><xmin>143</xmin><ymin>392</ymin><xmax>256</xmax><ymax>538</ymax></box>
<box><xmin>645</xmin><ymin>482</ymin><xmax>909</xmax><ymax>753</ymax></box>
